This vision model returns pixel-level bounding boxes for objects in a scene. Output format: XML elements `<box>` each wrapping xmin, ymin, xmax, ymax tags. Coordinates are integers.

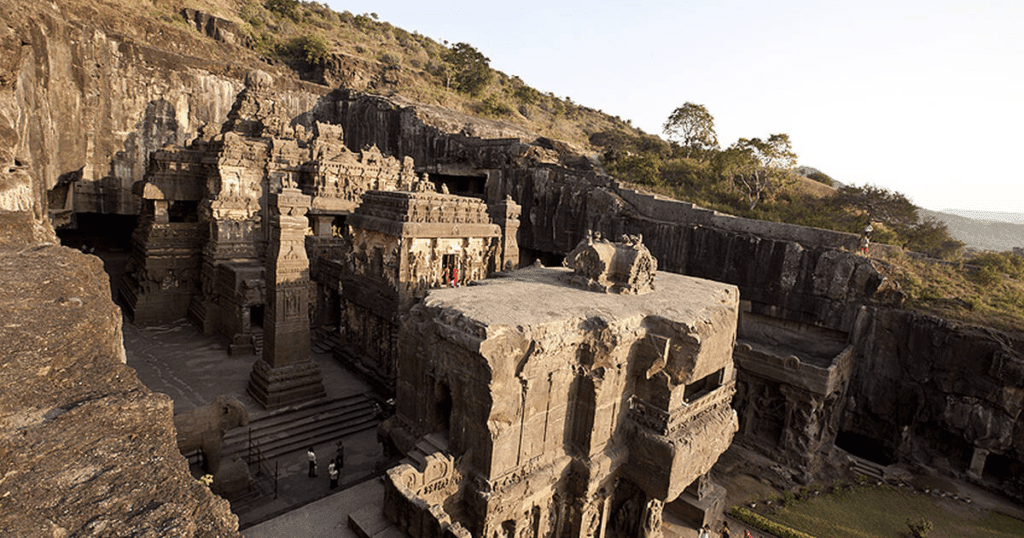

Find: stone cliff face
<box><xmin>0</xmin><ymin>0</ymin><xmax>331</xmax><ymax>218</ymax></box>
<box><xmin>845</xmin><ymin>308</ymin><xmax>1024</xmax><ymax>487</ymax></box>
<box><xmin>0</xmin><ymin>212</ymin><xmax>241</xmax><ymax>537</ymax></box>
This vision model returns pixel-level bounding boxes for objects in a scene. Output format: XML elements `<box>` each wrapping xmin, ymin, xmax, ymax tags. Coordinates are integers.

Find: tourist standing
<box><xmin>334</xmin><ymin>439</ymin><xmax>345</xmax><ymax>470</ymax></box>
<box><xmin>328</xmin><ymin>461</ymin><xmax>339</xmax><ymax>489</ymax></box>
<box><xmin>698</xmin><ymin>523</ymin><xmax>711</xmax><ymax>538</ymax></box>
<box><xmin>307</xmin><ymin>446</ymin><xmax>317</xmax><ymax>478</ymax></box>
<box><xmin>719</xmin><ymin>520</ymin><xmax>730</xmax><ymax>538</ymax></box>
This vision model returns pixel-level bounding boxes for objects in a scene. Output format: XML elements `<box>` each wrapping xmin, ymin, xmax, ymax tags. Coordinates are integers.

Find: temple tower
<box><xmin>247</xmin><ymin>185</ymin><xmax>325</xmax><ymax>408</ymax></box>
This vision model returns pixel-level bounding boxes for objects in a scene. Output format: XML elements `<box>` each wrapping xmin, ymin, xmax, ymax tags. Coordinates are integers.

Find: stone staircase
<box><xmin>250</xmin><ymin>328</ymin><xmax>263</xmax><ymax>356</ymax></box>
<box><xmin>221</xmin><ymin>393</ymin><xmax>379</xmax><ymax>465</ymax></box>
<box><xmin>311</xmin><ymin>327</ymin><xmax>343</xmax><ymax>355</ymax></box>
<box><xmin>403</xmin><ymin>432</ymin><xmax>449</xmax><ymax>470</ymax></box>
<box><xmin>348</xmin><ymin>432</ymin><xmax>449</xmax><ymax>538</ymax></box>
<box><xmin>848</xmin><ymin>454</ymin><xmax>886</xmax><ymax>482</ymax></box>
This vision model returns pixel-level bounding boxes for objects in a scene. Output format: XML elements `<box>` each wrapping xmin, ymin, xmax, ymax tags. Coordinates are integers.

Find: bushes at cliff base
<box><xmin>729</xmin><ymin>506</ymin><xmax>817</xmax><ymax>538</ymax></box>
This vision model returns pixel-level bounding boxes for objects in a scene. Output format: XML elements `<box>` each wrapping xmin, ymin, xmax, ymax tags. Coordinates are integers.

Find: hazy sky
<box><xmin>325</xmin><ymin>1</ymin><xmax>1024</xmax><ymax>214</ymax></box>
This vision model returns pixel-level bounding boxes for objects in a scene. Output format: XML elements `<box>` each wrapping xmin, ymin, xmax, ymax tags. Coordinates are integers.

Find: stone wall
<box><xmin>0</xmin><ymin>212</ymin><xmax>241</xmax><ymax>537</ymax></box>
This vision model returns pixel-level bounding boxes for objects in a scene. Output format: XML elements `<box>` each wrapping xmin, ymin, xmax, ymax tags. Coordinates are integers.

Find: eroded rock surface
<box><xmin>0</xmin><ymin>212</ymin><xmax>241</xmax><ymax>537</ymax></box>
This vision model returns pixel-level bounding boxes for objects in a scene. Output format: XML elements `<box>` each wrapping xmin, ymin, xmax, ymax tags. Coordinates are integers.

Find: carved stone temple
<box><xmin>379</xmin><ymin>237</ymin><xmax>739</xmax><ymax>537</ymax></box>
<box><xmin>119</xmin><ymin>69</ymin><xmax>520</xmax><ymax>402</ymax></box>
<box><xmin>330</xmin><ymin>188</ymin><xmax>518</xmax><ymax>391</ymax></box>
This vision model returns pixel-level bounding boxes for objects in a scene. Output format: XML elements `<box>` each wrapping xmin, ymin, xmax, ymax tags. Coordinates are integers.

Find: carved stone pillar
<box><xmin>248</xmin><ymin>187</ymin><xmax>325</xmax><ymax>409</ymax></box>
<box><xmin>488</xmin><ymin>195</ymin><xmax>521</xmax><ymax>272</ymax></box>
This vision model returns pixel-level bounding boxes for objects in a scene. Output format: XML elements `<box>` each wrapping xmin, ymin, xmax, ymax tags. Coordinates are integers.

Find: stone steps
<box><xmin>404</xmin><ymin>431</ymin><xmax>449</xmax><ymax>471</ymax></box>
<box><xmin>311</xmin><ymin>329</ymin><xmax>342</xmax><ymax>355</ymax></box>
<box><xmin>849</xmin><ymin>455</ymin><xmax>886</xmax><ymax>482</ymax></box>
<box><xmin>349</xmin><ymin>504</ymin><xmax>404</xmax><ymax>538</ymax></box>
<box><xmin>222</xmin><ymin>394</ymin><xmax>379</xmax><ymax>464</ymax></box>
<box><xmin>251</xmin><ymin>328</ymin><xmax>263</xmax><ymax>356</ymax></box>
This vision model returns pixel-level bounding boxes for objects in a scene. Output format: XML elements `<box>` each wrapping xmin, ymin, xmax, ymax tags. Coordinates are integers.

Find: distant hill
<box><xmin>940</xmin><ymin>209</ymin><xmax>1024</xmax><ymax>225</ymax></box>
<box><xmin>921</xmin><ymin>209</ymin><xmax>1024</xmax><ymax>252</ymax></box>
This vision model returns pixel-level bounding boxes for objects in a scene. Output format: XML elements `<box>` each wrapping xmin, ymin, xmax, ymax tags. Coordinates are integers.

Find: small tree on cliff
<box><xmin>439</xmin><ymin>42</ymin><xmax>493</xmax><ymax>97</ymax></box>
<box><xmin>716</xmin><ymin>134</ymin><xmax>797</xmax><ymax>210</ymax></box>
<box><xmin>830</xmin><ymin>184</ymin><xmax>963</xmax><ymax>257</ymax></box>
<box><xmin>663</xmin><ymin>102</ymin><xmax>718</xmax><ymax>159</ymax></box>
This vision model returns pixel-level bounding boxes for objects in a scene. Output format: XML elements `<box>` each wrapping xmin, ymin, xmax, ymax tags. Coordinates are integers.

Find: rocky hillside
<box><xmin>0</xmin><ymin>212</ymin><xmax>241</xmax><ymax>537</ymax></box>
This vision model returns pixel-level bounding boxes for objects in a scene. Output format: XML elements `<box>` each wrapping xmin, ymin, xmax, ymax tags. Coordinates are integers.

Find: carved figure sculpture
<box><xmin>641</xmin><ymin>499</ymin><xmax>664</xmax><ymax>538</ymax></box>
<box><xmin>174</xmin><ymin>395</ymin><xmax>249</xmax><ymax>474</ymax></box>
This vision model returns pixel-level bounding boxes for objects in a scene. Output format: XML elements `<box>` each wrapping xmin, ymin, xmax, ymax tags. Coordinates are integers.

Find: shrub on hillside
<box><xmin>730</xmin><ymin>506</ymin><xmax>816</xmax><ymax>538</ymax></box>
<box><xmin>478</xmin><ymin>95</ymin><xmax>513</xmax><ymax>117</ymax></box>
<box><xmin>906</xmin><ymin>517</ymin><xmax>933</xmax><ymax>538</ymax></box>
<box><xmin>286</xmin><ymin>33</ymin><xmax>330</xmax><ymax>66</ymax></box>
<box><xmin>266</xmin><ymin>0</ymin><xmax>301</xmax><ymax>22</ymax></box>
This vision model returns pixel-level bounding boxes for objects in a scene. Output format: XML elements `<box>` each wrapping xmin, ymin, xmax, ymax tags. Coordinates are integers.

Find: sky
<box><xmin>324</xmin><ymin>1</ymin><xmax>1024</xmax><ymax>215</ymax></box>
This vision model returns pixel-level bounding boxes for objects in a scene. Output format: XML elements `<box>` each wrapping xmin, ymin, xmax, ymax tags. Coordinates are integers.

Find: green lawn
<box><xmin>759</xmin><ymin>486</ymin><xmax>1024</xmax><ymax>538</ymax></box>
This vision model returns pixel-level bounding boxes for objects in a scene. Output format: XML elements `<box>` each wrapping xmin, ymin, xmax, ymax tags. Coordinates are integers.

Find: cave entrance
<box><xmin>983</xmin><ymin>452</ymin><xmax>1023</xmax><ymax>484</ymax></box>
<box><xmin>835</xmin><ymin>430</ymin><xmax>895</xmax><ymax>465</ymax></box>
<box><xmin>56</xmin><ymin>213</ymin><xmax>138</xmax><ymax>300</ymax></box>
<box><xmin>429</xmin><ymin>173</ymin><xmax>486</xmax><ymax>199</ymax></box>
<box><xmin>520</xmin><ymin>248</ymin><xmax>565</xmax><ymax>268</ymax></box>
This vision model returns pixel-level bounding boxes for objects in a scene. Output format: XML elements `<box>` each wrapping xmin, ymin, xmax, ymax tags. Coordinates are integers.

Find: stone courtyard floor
<box><xmin>121</xmin><ymin>316</ymin><xmax>388</xmax><ymax>531</ymax></box>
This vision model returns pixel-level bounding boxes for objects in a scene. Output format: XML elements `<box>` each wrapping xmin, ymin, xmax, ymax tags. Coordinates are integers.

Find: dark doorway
<box><xmin>429</xmin><ymin>173</ymin><xmax>487</xmax><ymax>198</ymax></box>
<box><xmin>835</xmin><ymin>430</ymin><xmax>895</xmax><ymax>465</ymax></box>
<box><xmin>684</xmin><ymin>368</ymin><xmax>724</xmax><ymax>402</ymax></box>
<box><xmin>250</xmin><ymin>304</ymin><xmax>265</xmax><ymax>328</ymax></box>
<box><xmin>442</xmin><ymin>254</ymin><xmax>458</xmax><ymax>286</ymax></box>
<box><xmin>438</xmin><ymin>383</ymin><xmax>453</xmax><ymax>432</ymax></box>
<box><xmin>57</xmin><ymin>213</ymin><xmax>138</xmax><ymax>299</ymax></box>
<box><xmin>983</xmin><ymin>452</ymin><xmax>1023</xmax><ymax>483</ymax></box>
<box><xmin>168</xmin><ymin>201</ymin><xmax>199</xmax><ymax>223</ymax></box>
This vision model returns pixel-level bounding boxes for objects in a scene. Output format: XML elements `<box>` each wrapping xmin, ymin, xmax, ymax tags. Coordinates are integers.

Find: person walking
<box><xmin>719</xmin><ymin>520</ymin><xmax>730</xmax><ymax>538</ymax></box>
<box><xmin>328</xmin><ymin>461</ymin><xmax>339</xmax><ymax>489</ymax></box>
<box><xmin>307</xmin><ymin>446</ymin><xmax>317</xmax><ymax>478</ymax></box>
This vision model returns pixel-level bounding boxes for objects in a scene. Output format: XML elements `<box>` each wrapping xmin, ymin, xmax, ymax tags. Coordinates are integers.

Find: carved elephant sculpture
<box><xmin>174</xmin><ymin>395</ymin><xmax>249</xmax><ymax>475</ymax></box>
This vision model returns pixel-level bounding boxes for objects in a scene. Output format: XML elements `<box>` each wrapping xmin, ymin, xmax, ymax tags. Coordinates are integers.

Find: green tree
<box><xmin>440</xmin><ymin>42</ymin><xmax>493</xmax><ymax>96</ymax></box>
<box><xmin>266</xmin><ymin>0</ymin><xmax>301</xmax><ymax>22</ymax></box>
<box><xmin>830</xmin><ymin>184</ymin><xmax>963</xmax><ymax>257</ymax></box>
<box><xmin>663</xmin><ymin>102</ymin><xmax>718</xmax><ymax>159</ymax></box>
<box><xmin>903</xmin><ymin>217</ymin><xmax>963</xmax><ymax>259</ymax></box>
<box><xmin>831</xmin><ymin>184</ymin><xmax>919</xmax><ymax>238</ymax></box>
<box><xmin>291</xmin><ymin>33</ymin><xmax>330</xmax><ymax>67</ymax></box>
<box><xmin>606</xmin><ymin>153</ymin><xmax>663</xmax><ymax>187</ymax></box>
<box><xmin>716</xmin><ymin>134</ymin><xmax>797</xmax><ymax>210</ymax></box>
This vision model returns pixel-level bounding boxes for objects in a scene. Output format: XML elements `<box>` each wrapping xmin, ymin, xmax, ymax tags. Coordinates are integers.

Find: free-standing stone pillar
<box><xmin>248</xmin><ymin>186</ymin><xmax>325</xmax><ymax>409</ymax></box>
<box><xmin>968</xmin><ymin>447</ymin><xmax>989</xmax><ymax>480</ymax></box>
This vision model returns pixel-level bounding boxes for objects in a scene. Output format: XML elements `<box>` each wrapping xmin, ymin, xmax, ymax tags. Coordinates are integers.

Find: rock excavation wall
<box><xmin>0</xmin><ymin>0</ymin><xmax>332</xmax><ymax>219</ymax></box>
<box><xmin>0</xmin><ymin>212</ymin><xmax>241</xmax><ymax>537</ymax></box>
<box><xmin>843</xmin><ymin>309</ymin><xmax>1024</xmax><ymax>496</ymax></box>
